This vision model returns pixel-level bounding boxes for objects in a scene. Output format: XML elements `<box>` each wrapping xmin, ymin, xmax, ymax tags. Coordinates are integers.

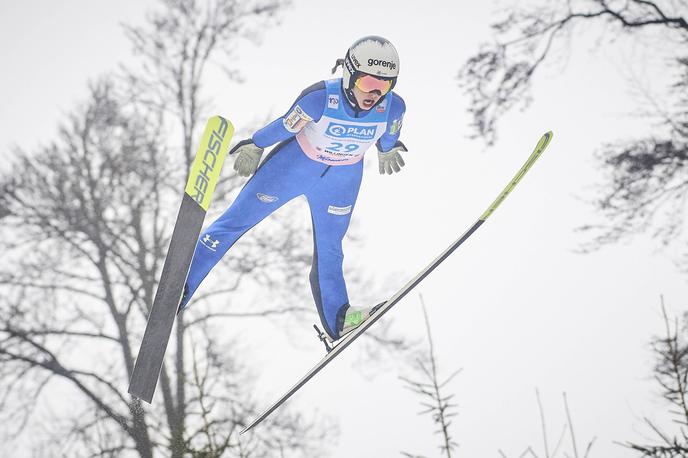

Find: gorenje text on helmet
<box><xmin>367</xmin><ymin>58</ymin><xmax>396</xmax><ymax>70</ymax></box>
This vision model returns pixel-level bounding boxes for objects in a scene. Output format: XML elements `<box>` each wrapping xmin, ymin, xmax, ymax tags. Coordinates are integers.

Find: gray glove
<box><xmin>378</xmin><ymin>140</ymin><xmax>408</xmax><ymax>175</ymax></box>
<box><xmin>231</xmin><ymin>139</ymin><xmax>264</xmax><ymax>177</ymax></box>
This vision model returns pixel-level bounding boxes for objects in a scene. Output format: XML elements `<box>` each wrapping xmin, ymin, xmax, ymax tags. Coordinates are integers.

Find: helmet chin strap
<box><xmin>343</xmin><ymin>86</ymin><xmax>360</xmax><ymax>109</ymax></box>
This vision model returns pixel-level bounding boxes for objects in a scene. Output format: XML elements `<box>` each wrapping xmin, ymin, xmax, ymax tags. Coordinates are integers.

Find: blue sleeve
<box><xmin>252</xmin><ymin>82</ymin><xmax>327</xmax><ymax>148</ymax></box>
<box><xmin>376</xmin><ymin>93</ymin><xmax>407</xmax><ymax>152</ymax></box>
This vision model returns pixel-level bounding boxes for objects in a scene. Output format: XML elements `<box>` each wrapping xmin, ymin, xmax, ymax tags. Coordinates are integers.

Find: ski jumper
<box><xmin>182</xmin><ymin>78</ymin><xmax>406</xmax><ymax>339</ymax></box>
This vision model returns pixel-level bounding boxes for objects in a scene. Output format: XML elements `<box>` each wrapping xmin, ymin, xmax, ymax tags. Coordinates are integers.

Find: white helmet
<box><xmin>341</xmin><ymin>36</ymin><xmax>399</xmax><ymax>105</ymax></box>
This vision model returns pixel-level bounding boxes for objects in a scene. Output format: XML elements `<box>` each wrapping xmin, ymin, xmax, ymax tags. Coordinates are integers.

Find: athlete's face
<box><xmin>351</xmin><ymin>86</ymin><xmax>382</xmax><ymax>110</ymax></box>
<box><xmin>351</xmin><ymin>74</ymin><xmax>393</xmax><ymax>110</ymax></box>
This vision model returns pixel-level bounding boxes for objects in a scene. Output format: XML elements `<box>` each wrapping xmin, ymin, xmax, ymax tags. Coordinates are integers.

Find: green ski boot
<box><xmin>339</xmin><ymin>301</ymin><xmax>386</xmax><ymax>337</ymax></box>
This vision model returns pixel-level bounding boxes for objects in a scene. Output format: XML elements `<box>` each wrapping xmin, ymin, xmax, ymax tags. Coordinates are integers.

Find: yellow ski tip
<box><xmin>479</xmin><ymin>131</ymin><xmax>554</xmax><ymax>221</ymax></box>
<box><xmin>539</xmin><ymin>130</ymin><xmax>553</xmax><ymax>149</ymax></box>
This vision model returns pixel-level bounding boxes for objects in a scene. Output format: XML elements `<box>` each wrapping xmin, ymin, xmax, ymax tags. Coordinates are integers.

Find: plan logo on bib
<box><xmin>326</xmin><ymin>122</ymin><xmax>377</xmax><ymax>141</ymax></box>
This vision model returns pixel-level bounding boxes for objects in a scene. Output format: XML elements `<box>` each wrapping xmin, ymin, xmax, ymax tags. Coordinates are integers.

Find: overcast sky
<box><xmin>2</xmin><ymin>1</ymin><xmax>687</xmax><ymax>457</ymax></box>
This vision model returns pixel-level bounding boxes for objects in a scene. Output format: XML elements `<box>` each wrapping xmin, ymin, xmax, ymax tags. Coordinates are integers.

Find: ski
<box><xmin>240</xmin><ymin>131</ymin><xmax>553</xmax><ymax>434</ymax></box>
<box><xmin>128</xmin><ymin>116</ymin><xmax>234</xmax><ymax>403</ymax></box>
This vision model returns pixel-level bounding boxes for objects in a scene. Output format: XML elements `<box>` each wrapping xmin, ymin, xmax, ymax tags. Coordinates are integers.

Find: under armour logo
<box><xmin>201</xmin><ymin>234</ymin><xmax>220</xmax><ymax>251</ymax></box>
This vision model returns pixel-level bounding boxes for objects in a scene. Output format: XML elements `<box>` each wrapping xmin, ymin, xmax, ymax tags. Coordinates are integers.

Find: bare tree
<box><xmin>0</xmin><ymin>78</ymin><xmax>323</xmax><ymax>457</ymax></box>
<box><xmin>0</xmin><ymin>0</ymin><xmax>332</xmax><ymax>455</ymax></box>
<box><xmin>458</xmin><ymin>1</ymin><xmax>688</xmax><ymax>255</ymax></box>
<box><xmin>499</xmin><ymin>390</ymin><xmax>595</xmax><ymax>458</ymax></box>
<box><xmin>400</xmin><ymin>295</ymin><xmax>461</xmax><ymax>458</ymax></box>
<box><xmin>122</xmin><ymin>0</ymin><xmax>286</xmax><ymax>169</ymax></box>
<box><xmin>622</xmin><ymin>296</ymin><xmax>688</xmax><ymax>457</ymax></box>
<box><xmin>459</xmin><ymin>4</ymin><xmax>688</xmax><ymax>456</ymax></box>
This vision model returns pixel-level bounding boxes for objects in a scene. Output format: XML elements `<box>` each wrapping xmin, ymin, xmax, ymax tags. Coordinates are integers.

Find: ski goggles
<box><xmin>354</xmin><ymin>74</ymin><xmax>393</xmax><ymax>95</ymax></box>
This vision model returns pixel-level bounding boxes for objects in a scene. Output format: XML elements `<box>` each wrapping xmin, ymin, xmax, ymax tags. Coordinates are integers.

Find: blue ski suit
<box><xmin>182</xmin><ymin>78</ymin><xmax>406</xmax><ymax>339</ymax></box>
